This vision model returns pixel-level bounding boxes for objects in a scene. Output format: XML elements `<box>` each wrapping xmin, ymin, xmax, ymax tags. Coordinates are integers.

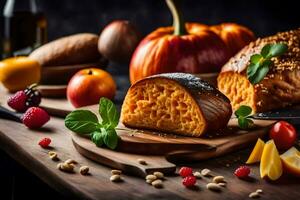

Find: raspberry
<box><xmin>7</xmin><ymin>91</ymin><xmax>27</xmax><ymax>112</ymax></box>
<box><xmin>39</xmin><ymin>138</ymin><xmax>51</xmax><ymax>148</ymax></box>
<box><xmin>182</xmin><ymin>176</ymin><xmax>196</xmax><ymax>187</ymax></box>
<box><xmin>22</xmin><ymin>107</ymin><xmax>50</xmax><ymax>129</ymax></box>
<box><xmin>234</xmin><ymin>166</ymin><xmax>250</xmax><ymax>178</ymax></box>
<box><xmin>179</xmin><ymin>167</ymin><xmax>193</xmax><ymax>177</ymax></box>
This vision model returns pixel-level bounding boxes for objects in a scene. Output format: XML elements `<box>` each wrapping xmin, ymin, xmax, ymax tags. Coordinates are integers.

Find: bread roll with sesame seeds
<box><xmin>217</xmin><ymin>28</ymin><xmax>300</xmax><ymax>113</ymax></box>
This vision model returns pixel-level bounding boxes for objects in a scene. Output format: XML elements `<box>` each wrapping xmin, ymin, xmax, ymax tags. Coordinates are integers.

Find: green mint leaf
<box><xmin>102</xmin><ymin>128</ymin><xmax>118</xmax><ymax>150</ymax></box>
<box><xmin>250</xmin><ymin>64</ymin><xmax>270</xmax><ymax>84</ymax></box>
<box><xmin>250</xmin><ymin>54</ymin><xmax>263</xmax><ymax>64</ymax></box>
<box><xmin>235</xmin><ymin>105</ymin><xmax>252</xmax><ymax>117</ymax></box>
<box><xmin>267</xmin><ymin>43</ymin><xmax>288</xmax><ymax>58</ymax></box>
<box><xmin>99</xmin><ymin>97</ymin><xmax>119</xmax><ymax>129</ymax></box>
<box><xmin>65</xmin><ymin>110</ymin><xmax>99</xmax><ymax>134</ymax></box>
<box><xmin>247</xmin><ymin>62</ymin><xmax>260</xmax><ymax>78</ymax></box>
<box><xmin>91</xmin><ymin>131</ymin><xmax>103</xmax><ymax>147</ymax></box>
<box><xmin>238</xmin><ymin>117</ymin><xmax>254</xmax><ymax>129</ymax></box>
<box><xmin>261</xmin><ymin>44</ymin><xmax>272</xmax><ymax>58</ymax></box>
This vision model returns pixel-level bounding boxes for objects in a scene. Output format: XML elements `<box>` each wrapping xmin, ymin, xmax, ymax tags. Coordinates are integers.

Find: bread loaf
<box><xmin>121</xmin><ymin>73</ymin><xmax>232</xmax><ymax>137</ymax></box>
<box><xmin>217</xmin><ymin>29</ymin><xmax>300</xmax><ymax>113</ymax></box>
<box><xmin>29</xmin><ymin>33</ymin><xmax>101</xmax><ymax>66</ymax></box>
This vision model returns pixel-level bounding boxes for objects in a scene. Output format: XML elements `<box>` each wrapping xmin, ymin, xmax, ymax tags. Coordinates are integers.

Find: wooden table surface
<box><xmin>0</xmin><ymin>91</ymin><xmax>300</xmax><ymax>200</ymax></box>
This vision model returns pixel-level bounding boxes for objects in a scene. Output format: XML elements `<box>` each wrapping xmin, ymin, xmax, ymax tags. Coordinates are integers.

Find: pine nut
<box><xmin>206</xmin><ymin>183</ymin><xmax>222</xmax><ymax>191</ymax></box>
<box><xmin>65</xmin><ymin>159</ymin><xmax>77</xmax><ymax>165</ymax></box>
<box><xmin>153</xmin><ymin>172</ymin><xmax>164</xmax><ymax>179</ymax></box>
<box><xmin>249</xmin><ymin>192</ymin><xmax>260</xmax><ymax>198</ymax></box>
<box><xmin>110</xmin><ymin>174</ymin><xmax>121</xmax><ymax>182</ymax></box>
<box><xmin>48</xmin><ymin>151</ymin><xmax>58</xmax><ymax>160</ymax></box>
<box><xmin>79</xmin><ymin>166</ymin><xmax>89</xmax><ymax>175</ymax></box>
<box><xmin>256</xmin><ymin>189</ymin><xmax>263</xmax><ymax>193</ymax></box>
<box><xmin>201</xmin><ymin>168</ymin><xmax>211</xmax><ymax>176</ymax></box>
<box><xmin>151</xmin><ymin>179</ymin><xmax>163</xmax><ymax>188</ymax></box>
<box><xmin>146</xmin><ymin>179</ymin><xmax>153</xmax><ymax>184</ymax></box>
<box><xmin>145</xmin><ymin>174</ymin><xmax>157</xmax><ymax>181</ymax></box>
<box><xmin>57</xmin><ymin>162</ymin><xmax>74</xmax><ymax>173</ymax></box>
<box><xmin>193</xmin><ymin>171</ymin><xmax>202</xmax><ymax>179</ymax></box>
<box><xmin>137</xmin><ymin>158</ymin><xmax>147</xmax><ymax>165</ymax></box>
<box><xmin>218</xmin><ymin>182</ymin><xmax>226</xmax><ymax>187</ymax></box>
<box><xmin>213</xmin><ymin>176</ymin><xmax>225</xmax><ymax>183</ymax></box>
<box><xmin>111</xmin><ymin>170</ymin><xmax>122</xmax><ymax>175</ymax></box>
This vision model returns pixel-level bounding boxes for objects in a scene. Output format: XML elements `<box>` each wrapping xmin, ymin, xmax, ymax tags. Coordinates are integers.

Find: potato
<box><xmin>29</xmin><ymin>33</ymin><xmax>101</xmax><ymax>66</ymax></box>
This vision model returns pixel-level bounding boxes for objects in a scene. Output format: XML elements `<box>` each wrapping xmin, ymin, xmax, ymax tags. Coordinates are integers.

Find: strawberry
<box><xmin>179</xmin><ymin>167</ymin><xmax>193</xmax><ymax>177</ymax></box>
<box><xmin>234</xmin><ymin>166</ymin><xmax>250</xmax><ymax>178</ymax></box>
<box><xmin>7</xmin><ymin>91</ymin><xmax>28</xmax><ymax>112</ymax></box>
<box><xmin>7</xmin><ymin>84</ymin><xmax>41</xmax><ymax>112</ymax></box>
<box><xmin>39</xmin><ymin>138</ymin><xmax>51</xmax><ymax>148</ymax></box>
<box><xmin>182</xmin><ymin>176</ymin><xmax>196</xmax><ymax>187</ymax></box>
<box><xmin>22</xmin><ymin>107</ymin><xmax>50</xmax><ymax>129</ymax></box>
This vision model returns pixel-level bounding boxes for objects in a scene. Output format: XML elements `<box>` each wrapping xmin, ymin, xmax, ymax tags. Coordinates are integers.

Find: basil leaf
<box><xmin>238</xmin><ymin>117</ymin><xmax>253</xmax><ymax>129</ymax></box>
<box><xmin>91</xmin><ymin>131</ymin><xmax>103</xmax><ymax>147</ymax></box>
<box><xmin>247</xmin><ymin>62</ymin><xmax>260</xmax><ymax>78</ymax></box>
<box><xmin>99</xmin><ymin>97</ymin><xmax>119</xmax><ymax>129</ymax></box>
<box><xmin>235</xmin><ymin>105</ymin><xmax>252</xmax><ymax>117</ymax></box>
<box><xmin>250</xmin><ymin>64</ymin><xmax>270</xmax><ymax>84</ymax></box>
<box><xmin>102</xmin><ymin>128</ymin><xmax>118</xmax><ymax>150</ymax></box>
<box><xmin>268</xmin><ymin>43</ymin><xmax>288</xmax><ymax>58</ymax></box>
<box><xmin>65</xmin><ymin>110</ymin><xmax>99</xmax><ymax>134</ymax></box>
<box><xmin>250</xmin><ymin>54</ymin><xmax>263</xmax><ymax>64</ymax></box>
<box><xmin>261</xmin><ymin>44</ymin><xmax>272</xmax><ymax>58</ymax></box>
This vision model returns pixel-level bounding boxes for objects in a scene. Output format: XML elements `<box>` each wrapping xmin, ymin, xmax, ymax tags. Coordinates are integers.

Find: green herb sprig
<box><xmin>235</xmin><ymin>105</ymin><xmax>254</xmax><ymax>129</ymax></box>
<box><xmin>247</xmin><ymin>43</ymin><xmax>288</xmax><ymax>84</ymax></box>
<box><xmin>65</xmin><ymin>98</ymin><xmax>119</xmax><ymax>149</ymax></box>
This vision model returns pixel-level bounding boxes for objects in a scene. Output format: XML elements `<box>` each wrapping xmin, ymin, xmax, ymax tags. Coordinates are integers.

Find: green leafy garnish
<box><xmin>247</xmin><ymin>43</ymin><xmax>288</xmax><ymax>84</ymax></box>
<box><xmin>235</xmin><ymin>105</ymin><xmax>254</xmax><ymax>129</ymax></box>
<box><xmin>65</xmin><ymin>98</ymin><xmax>119</xmax><ymax>149</ymax></box>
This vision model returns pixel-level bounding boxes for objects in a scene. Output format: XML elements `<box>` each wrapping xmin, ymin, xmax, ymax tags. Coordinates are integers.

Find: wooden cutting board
<box><xmin>69</xmin><ymin>104</ymin><xmax>275</xmax><ymax>177</ymax></box>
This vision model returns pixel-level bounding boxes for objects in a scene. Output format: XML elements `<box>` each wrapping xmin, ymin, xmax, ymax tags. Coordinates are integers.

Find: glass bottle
<box><xmin>2</xmin><ymin>0</ymin><xmax>47</xmax><ymax>58</ymax></box>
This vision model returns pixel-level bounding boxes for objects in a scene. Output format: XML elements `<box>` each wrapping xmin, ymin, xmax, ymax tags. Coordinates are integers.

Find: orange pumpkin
<box><xmin>129</xmin><ymin>0</ymin><xmax>255</xmax><ymax>84</ymax></box>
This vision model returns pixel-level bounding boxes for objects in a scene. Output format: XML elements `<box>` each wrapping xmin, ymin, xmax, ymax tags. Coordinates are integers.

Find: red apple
<box><xmin>67</xmin><ymin>68</ymin><xmax>116</xmax><ymax>108</ymax></box>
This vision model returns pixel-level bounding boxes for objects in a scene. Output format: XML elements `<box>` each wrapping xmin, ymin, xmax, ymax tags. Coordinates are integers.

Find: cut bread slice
<box><xmin>121</xmin><ymin>73</ymin><xmax>232</xmax><ymax>137</ymax></box>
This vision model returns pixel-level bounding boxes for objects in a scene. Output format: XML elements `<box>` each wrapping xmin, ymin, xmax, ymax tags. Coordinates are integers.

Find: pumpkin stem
<box><xmin>166</xmin><ymin>0</ymin><xmax>186</xmax><ymax>36</ymax></box>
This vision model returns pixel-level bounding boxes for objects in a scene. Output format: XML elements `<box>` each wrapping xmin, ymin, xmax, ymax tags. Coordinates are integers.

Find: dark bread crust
<box><xmin>218</xmin><ymin>28</ymin><xmax>300</xmax><ymax>112</ymax></box>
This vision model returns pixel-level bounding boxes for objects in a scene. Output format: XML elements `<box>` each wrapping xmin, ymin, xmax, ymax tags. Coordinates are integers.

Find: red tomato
<box><xmin>269</xmin><ymin>121</ymin><xmax>297</xmax><ymax>150</ymax></box>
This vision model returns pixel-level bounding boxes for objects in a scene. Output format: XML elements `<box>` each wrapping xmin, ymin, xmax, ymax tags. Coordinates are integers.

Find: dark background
<box><xmin>0</xmin><ymin>0</ymin><xmax>299</xmax><ymax>199</ymax></box>
<box><xmin>0</xmin><ymin>0</ymin><xmax>299</xmax><ymax>42</ymax></box>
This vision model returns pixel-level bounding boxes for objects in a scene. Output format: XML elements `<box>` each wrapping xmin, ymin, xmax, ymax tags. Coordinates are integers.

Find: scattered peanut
<box><xmin>65</xmin><ymin>159</ymin><xmax>77</xmax><ymax>165</ymax></box>
<box><xmin>145</xmin><ymin>174</ymin><xmax>157</xmax><ymax>182</ymax></box>
<box><xmin>48</xmin><ymin>151</ymin><xmax>58</xmax><ymax>161</ymax></box>
<box><xmin>193</xmin><ymin>171</ymin><xmax>202</xmax><ymax>179</ymax></box>
<box><xmin>57</xmin><ymin>162</ymin><xmax>74</xmax><ymax>173</ymax></box>
<box><xmin>201</xmin><ymin>168</ymin><xmax>211</xmax><ymax>176</ymax></box>
<box><xmin>218</xmin><ymin>182</ymin><xmax>226</xmax><ymax>187</ymax></box>
<box><xmin>249</xmin><ymin>192</ymin><xmax>260</xmax><ymax>198</ymax></box>
<box><xmin>111</xmin><ymin>170</ymin><xmax>122</xmax><ymax>175</ymax></box>
<box><xmin>137</xmin><ymin>158</ymin><xmax>147</xmax><ymax>165</ymax></box>
<box><xmin>151</xmin><ymin>179</ymin><xmax>163</xmax><ymax>188</ymax></box>
<box><xmin>206</xmin><ymin>183</ymin><xmax>222</xmax><ymax>191</ymax></box>
<box><xmin>153</xmin><ymin>172</ymin><xmax>164</xmax><ymax>179</ymax></box>
<box><xmin>110</xmin><ymin>174</ymin><xmax>122</xmax><ymax>182</ymax></box>
<box><xmin>146</xmin><ymin>179</ymin><xmax>153</xmax><ymax>184</ymax></box>
<box><xmin>79</xmin><ymin>166</ymin><xmax>89</xmax><ymax>175</ymax></box>
<box><xmin>213</xmin><ymin>176</ymin><xmax>225</xmax><ymax>183</ymax></box>
<box><xmin>256</xmin><ymin>189</ymin><xmax>263</xmax><ymax>193</ymax></box>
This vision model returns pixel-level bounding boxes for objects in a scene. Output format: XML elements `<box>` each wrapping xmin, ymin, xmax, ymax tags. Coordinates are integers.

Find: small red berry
<box><xmin>182</xmin><ymin>176</ymin><xmax>196</xmax><ymax>187</ymax></box>
<box><xmin>39</xmin><ymin>138</ymin><xmax>51</xmax><ymax>148</ymax></box>
<box><xmin>179</xmin><ymin>167</ymin><xmax>193</xmax><ymax>177</ymax></box>
<box><xmin>7</xmin><ymin>91</ymin><xmax>27</xmax><ymax>112</ymax></box>
<box><xmin>234</xmin><ymin>166</ymin><xmax>250</xmax><ymax>178</ymax></box>
<box><xmin>22</xmin><ymin>107</ymin><xmax>50</xmax><ymax>129</ymax></box>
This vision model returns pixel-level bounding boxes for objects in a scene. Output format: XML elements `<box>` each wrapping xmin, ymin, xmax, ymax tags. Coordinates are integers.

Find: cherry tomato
<box><xmin>269</xmin><ymin>121</ymin><xmax>297</xmax><ymax>150</ymax></box>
